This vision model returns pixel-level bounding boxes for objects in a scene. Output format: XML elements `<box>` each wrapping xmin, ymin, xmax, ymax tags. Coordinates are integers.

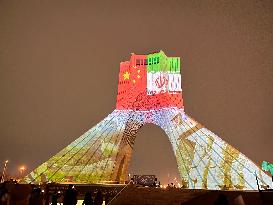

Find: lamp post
<box><xmin>19</xmin><ymin>166</ymin><xmax>26</xmax><ymax>179</ymax></box>
<box><xmin>1</xmin><ymin>160</ymin><xmax>9</xmax><ymax>183</ymax></box>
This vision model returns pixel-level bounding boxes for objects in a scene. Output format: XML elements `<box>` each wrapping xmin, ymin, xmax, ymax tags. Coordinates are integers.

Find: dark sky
<box><xmin>0</xmin><ymin>0</ymin><xmax>272</xmax><ymax>183</ymax></box>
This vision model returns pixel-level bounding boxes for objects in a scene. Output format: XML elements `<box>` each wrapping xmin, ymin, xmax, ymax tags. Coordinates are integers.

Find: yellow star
<box><xmin>137</xmin><ymin>75</ymin><xmax>140</xmax><ymax>79</ymax></box>
<box><xmin>132</xmin><ymin>79</ymin><xmax>136</xmax><ymax>84</ymax></box>
<box><xmin>137</xmin><ymin>69</ymin><xmax>140</xmax><ymax>73</ymax></box>
<box><xmin>123</xmin><ymin>71</ymin><xmax>130</xmax><ymax>80</ymax></box>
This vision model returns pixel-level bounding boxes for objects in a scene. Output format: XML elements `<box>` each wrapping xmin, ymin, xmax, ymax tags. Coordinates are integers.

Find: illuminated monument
<box><xmin>24</xmin><ymin>51</ymin><xmax>272</xmax><ymax>190</ymax></box>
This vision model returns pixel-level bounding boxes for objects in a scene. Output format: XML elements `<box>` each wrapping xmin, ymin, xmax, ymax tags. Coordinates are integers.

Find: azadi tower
<box><xmin>23</xmin><ymin>51</ymin><xmax>272</xmax><ymax>190</ymax></box>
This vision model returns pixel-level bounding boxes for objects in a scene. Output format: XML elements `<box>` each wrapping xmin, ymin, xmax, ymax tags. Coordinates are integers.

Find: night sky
<box><xmin>0</xmin><ymin>0</ymin><xmax>272</xmax><ymax>183</ymax></box>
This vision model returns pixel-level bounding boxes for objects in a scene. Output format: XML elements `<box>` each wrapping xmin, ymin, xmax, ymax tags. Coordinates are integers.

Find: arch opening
<box><xmin>128</xmin><ymin>123</ymin><xmax>180</xmax><ymax>185</ymax></box>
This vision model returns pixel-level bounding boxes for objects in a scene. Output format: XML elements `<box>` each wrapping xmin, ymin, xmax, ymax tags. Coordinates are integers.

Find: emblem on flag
<box><xmin>155</xmin><ymin>75</ymin><xmax>168</xmax><ymax>89</ymax></box>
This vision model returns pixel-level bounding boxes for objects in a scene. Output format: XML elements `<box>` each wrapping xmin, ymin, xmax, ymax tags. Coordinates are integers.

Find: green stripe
<box><xmin>168</xmin><ymin>57</ymin><xmax>180</xmax><ymax>73</ymax></box>
<box><xmin>147</xmin><ymin>52</ymin><xmax>161</xmax><ymax>72</ymax></box>
<box><xmin>147</xmin><ymin>51</ymin><xmax>180</xmax><ymax>73</ymax></box>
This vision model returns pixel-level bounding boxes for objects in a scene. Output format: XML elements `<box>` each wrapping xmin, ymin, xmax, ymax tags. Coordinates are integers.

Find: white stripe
<box><xmin>147</xmin><ymin>72</ymin><xmax>182</xmax><ymax>95</ymax></box>
<box><xmin>168</xmin><ymin>73</ymin><xmax>182</xmax><ymax>92</ymax></box>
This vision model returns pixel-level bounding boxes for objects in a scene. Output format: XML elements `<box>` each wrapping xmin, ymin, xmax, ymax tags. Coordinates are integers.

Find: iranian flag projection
<box><xmin>116</xmin><ymin>51</ymin><xmax>183</xmax><ymax>110</ymax></box>
<box><xmin>23</xmin><ymin>51</ymin><xmax>272</xmax><ymax>190</ymax></box>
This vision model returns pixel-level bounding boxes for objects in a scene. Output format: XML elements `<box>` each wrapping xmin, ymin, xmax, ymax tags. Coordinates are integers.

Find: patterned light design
<box><xmin>23</xmin><ymin>51</ymin><xmax>272</xmax><ymax>190</ymax></box>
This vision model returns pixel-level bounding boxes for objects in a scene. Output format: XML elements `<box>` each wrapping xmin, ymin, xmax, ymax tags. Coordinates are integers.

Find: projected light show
<box><xmin>23</xmin><ymin>51</ymin><xmax>272</xmax><ymax>190</ymax></box>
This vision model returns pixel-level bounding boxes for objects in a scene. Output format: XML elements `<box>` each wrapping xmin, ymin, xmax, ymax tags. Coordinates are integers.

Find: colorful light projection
<box><xmin>23</xmin><ymin>51</ymin><xmax>272</xmax><ymax>190</ymax></box>
<box><xmin>262</xmin><ymin>161</ymin><xmax>273</xmax><ymax>176</ymax></box>
<box><xmin>116</xmin><ymin>51</ymin><xmax>182</xmax><ymax>110</ymax></box>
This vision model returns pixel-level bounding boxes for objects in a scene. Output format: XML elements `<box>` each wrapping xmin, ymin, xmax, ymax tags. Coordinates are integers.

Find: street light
<box><xmin>19</xmin><ymin>166</ymin><xmax>26</xmax><ymax>178</ymax></box>
<box><xmin>1</xmin><ymin>160</ymin><xmax>9</xmax><ymax>183</ymax></box>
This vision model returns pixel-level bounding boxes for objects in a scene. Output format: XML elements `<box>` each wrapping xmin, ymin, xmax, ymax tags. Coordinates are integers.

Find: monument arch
<box><xmin>23</xmin><ymin>51</ymin><xmax>272</xmax><ymax>190</ymax></box>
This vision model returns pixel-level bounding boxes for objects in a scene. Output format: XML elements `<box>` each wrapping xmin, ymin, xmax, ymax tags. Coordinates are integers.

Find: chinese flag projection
<box><xmin>23</xmin><ymin>51</ymin><xmax>272</xmax><ymax>190</ymax></box>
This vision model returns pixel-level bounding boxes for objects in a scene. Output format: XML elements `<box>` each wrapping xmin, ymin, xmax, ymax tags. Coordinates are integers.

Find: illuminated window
<box><xmin>144</xmin><ymin>59</ymin><xmax>148</xmax><ymax>65</ymax></box>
